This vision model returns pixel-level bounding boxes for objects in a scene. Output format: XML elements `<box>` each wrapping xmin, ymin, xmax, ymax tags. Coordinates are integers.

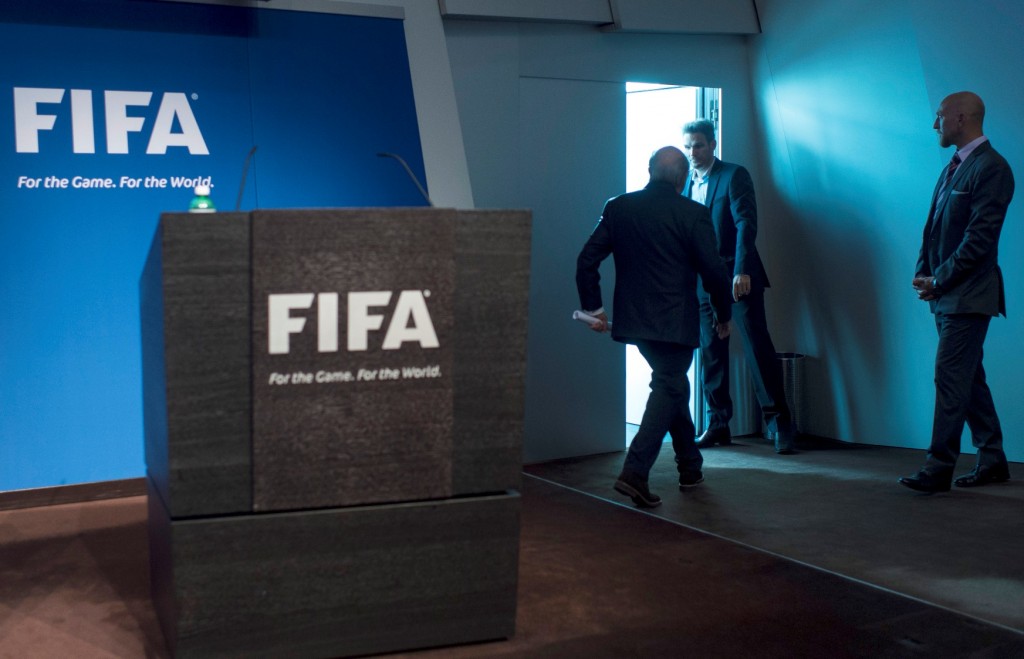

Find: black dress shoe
<box><xmin>898</xmin><ymin>470</ymin><xmax>952</xmax><ymax>493</ymax></box>
<box><xmin>614</xmin><ymin>473</ymin><xmax>662</xmax><ymax>507</ymax></box>
<box><xmin>954</xmin><ymin>463</ymin><xmax>1010</xmax><ymax>488</ymax></box>
<box><xmin>678</xmin><ymin>470</ymin><xmax>704</xmax><ymax>489</ymax></box>
<box><xmin>774</xmin><ymin>433</ymin><xmax>796</xmax><ymax>455</ymax></box>
<box><xmin>695</xmin><ymin>427</ymin><xmax>731</xmax><ymax>448</ymax></box>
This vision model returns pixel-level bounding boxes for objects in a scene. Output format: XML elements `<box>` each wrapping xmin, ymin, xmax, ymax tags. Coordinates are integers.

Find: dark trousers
<box><xmin>925</xmin><ymin>313</ymin><xmax>1004</xmax><ymax>474</ymax></box>
<box><xmin>622</xmin><ymin>339</ymin><xmax>702</xmax><ymax>482</ymax></box>
<box><xmin>698</xmin><ymin>288</ymin><xmax>792</xmax><ymax>434</ymax></box>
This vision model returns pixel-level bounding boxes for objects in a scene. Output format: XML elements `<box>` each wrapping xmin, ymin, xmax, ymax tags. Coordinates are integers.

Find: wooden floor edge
<box><xmin>0</xmin><ymin>477</ymin><xmax>147</xmax><ymax>512</ymax></box>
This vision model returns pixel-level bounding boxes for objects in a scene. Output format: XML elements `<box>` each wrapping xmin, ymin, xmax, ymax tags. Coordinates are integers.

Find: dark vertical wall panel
<box><xmin>142</xmin><ymin>213</ymin><xmax>252</xmax><ymax>517</ymax></box>
<box><xmin>452</xmin><ymin>210</ymin><xmax>532</xmax><ymax>493</ymax></box>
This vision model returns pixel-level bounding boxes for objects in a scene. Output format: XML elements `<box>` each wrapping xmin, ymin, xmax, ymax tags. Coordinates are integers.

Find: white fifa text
<box><xmin>268</xmin><ymin>290</ymin><xmax>440</xmax><ymax>355</ymax></box>
<box><xmin>13</xmin><ymin>87</ymin><xmax>209</xmax><ymax>155</ymax></box>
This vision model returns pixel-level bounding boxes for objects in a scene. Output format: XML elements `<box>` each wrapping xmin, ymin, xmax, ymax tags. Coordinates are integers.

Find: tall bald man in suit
<box><xmin>577</xmin><ymin>146</ymin><xmax>733</xmax><ymax>507</ymax></box>
<box><xmin>900</xmin><ymin>91</ymin><xmax>1014</xmax><ymax>493</ymax></box>
<box><xmin>682</xmin><ymin>119</ymin><xmax>795</xmax><ymax>454</ymax></box>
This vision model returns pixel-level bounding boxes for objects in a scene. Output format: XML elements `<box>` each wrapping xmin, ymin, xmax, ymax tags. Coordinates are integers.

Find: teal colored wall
<box><xmin>750</xmin><ymin>0</ymin><xmax>1024</xmax><ymax>460</ymax></box>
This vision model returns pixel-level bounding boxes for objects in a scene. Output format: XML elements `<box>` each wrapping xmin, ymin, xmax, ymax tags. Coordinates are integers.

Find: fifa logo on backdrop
<box><xmin>13</xmin><ymin>87</ymin><xmax>209</xmax><ymax>155</ymax></box>
<box><xmin>268</xmin><ymin>290</ymin><xmax>440</xmax><ymax>355</ymax></box>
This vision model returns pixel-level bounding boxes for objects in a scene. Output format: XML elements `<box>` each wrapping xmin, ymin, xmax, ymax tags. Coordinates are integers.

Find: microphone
<box><xmin>376</xmin><ymin>152</ymin><xmax>433</xmax><ymax>206</ymax></box>
<box><xmin>235</xmin><ymin>145</ymin><xmax>258</xmax><ymax>211</ymax></box>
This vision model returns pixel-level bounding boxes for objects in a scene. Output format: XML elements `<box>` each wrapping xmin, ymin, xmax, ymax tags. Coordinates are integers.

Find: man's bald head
<box><xmin>935</xmin><ymin>91</ymin><xmax>986</xmax><ymax>149</ymax></box>
<box><xmin>648</xmin><ymin>146</ymin><xmax>689</xmax><ymax>192</ymax></box>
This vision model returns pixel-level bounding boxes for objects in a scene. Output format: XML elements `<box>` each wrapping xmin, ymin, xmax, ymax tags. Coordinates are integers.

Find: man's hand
<box><xmin>589</xmin><ymin>311</ymin><xmax>609</xmax><ymax>333</ymax></box>
<box><xmin>732</xmin><ymin>274</ymin><xmax>751</xmax><ymax>301</ymax></box>
<box><xmin>715</xmin><ymin>320</ymin><xmax>731</xmax><ymax>340</ymax></box>
<box><xmin>912</xmin><ymin>276</ymin><xmax>939</xmax><ymax>301</ymax></box>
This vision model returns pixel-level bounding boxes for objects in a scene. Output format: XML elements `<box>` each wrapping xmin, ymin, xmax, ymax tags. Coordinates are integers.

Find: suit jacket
<box><xmin>917</xmin><ymin>141</ymin><xmax>1015</xmax><ymax>317</ymax></box>
<box><xmin>576</xmin><ymin>180</ymin><xmax>732</xmax><ymax>347</ymax></box>
<box><xmin>683</xmin><ymin>158</ymin><xmax>770</xmax><ymax>288</ymax></box>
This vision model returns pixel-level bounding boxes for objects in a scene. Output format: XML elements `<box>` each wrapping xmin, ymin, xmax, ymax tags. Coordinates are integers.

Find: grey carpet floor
<box><xmin>525</xmin><ymin>436</ymin><xmax>1024</xmax><ymax>633</ymax></box>
<box><xmin>2</xmin><ymin>439</ymin><xmax>1022</xmax><ymax>657</ymax></box>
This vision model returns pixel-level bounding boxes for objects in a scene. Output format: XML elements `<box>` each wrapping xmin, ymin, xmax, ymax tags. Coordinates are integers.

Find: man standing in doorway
<box><xmin>576</xmin><ymin>146</ymin><xmax>733</xmax><ymax>507</ymax></box>
<box><xmin>682</xmin><ymin>119</ymin><xmax>795</xmax><ymax>454</ymax></box>
<box><xmin>899</xmin><ymin>91</ymin><xmax>1014</xmax><ymax>493</ymax></box>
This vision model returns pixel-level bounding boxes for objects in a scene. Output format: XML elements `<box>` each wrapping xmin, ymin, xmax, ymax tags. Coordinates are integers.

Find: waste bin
<box><xmin>776</xmin><ymin>352</ymin><xmax>805</xmax><ymax>434</ymax></box>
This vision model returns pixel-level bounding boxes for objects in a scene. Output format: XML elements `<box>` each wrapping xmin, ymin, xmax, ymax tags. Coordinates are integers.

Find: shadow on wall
<box><xmin>767</xmin><ymin>186</ymin><xmax>889</xmax><ymax>443</ymax></box>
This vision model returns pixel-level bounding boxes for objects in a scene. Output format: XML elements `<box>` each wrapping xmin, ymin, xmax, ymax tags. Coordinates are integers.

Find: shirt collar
<box><xmin>955</xmin><ymin>135</ymin><xmax>988</xmax><ymax>163</ymax></box>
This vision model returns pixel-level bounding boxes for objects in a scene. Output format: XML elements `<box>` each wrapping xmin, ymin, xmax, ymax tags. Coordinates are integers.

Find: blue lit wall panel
<box><xmin>247</xmin><ymin>10</ymin><xmax>427</xmax><ymax>208</ymax></box>
<box><xmin>0</xmin><ymin>0</ymin><xmax>425</xmax><ymax>490</ymax></box>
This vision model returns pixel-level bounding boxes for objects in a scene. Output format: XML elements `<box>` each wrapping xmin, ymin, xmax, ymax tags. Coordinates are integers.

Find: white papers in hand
<box><xmin>573</xmin><ymin>310</ymin><xmax>611</xmax><ymax>330</ymax></box>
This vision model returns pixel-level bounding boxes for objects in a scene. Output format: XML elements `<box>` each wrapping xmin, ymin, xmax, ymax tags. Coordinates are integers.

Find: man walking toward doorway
<box><xmin>682</xmin><ymin>119</ymin><xmax>795</xmax><ymax>454</ymax></box>
<box><xmin>576</xmin><ymin>146</ymin><xmax>732</xmax><ymax>507</ymax></box>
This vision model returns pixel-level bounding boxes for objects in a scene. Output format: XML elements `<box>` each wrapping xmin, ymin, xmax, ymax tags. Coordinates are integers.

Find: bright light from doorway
<box><xmin>624</xmin><ymin>82</ymin><xmax>706</xmax><ymax>437</ymax></box>
<box><xmin>625</xmin><ymin>83</ymin><xmax>698</xmax><ymax>192</ymax></box>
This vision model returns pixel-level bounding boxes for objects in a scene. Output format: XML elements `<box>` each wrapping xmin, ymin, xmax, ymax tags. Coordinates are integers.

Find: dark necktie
<box><xmin>938</xmin><ymin>152</ymin><xmax>962</xmax><ymax>199</ymax></box>
<box><xmin>944</xmin><ymin>152</ymin><xmax>962</xmax><ymax>186</ymax></box>
<box><xmin>930</xmin><ymin>152</ymin><xmax>962</xmax><ymax>242</ymax></box>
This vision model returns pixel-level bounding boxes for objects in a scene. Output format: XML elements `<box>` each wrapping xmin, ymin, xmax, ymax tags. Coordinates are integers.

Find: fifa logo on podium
<box><xmin>13</xmin><ymin>87</ymin><xmax>209</xmax><ymax>155</ymax></box>
<box><xmin>268</xmin><ymin>290</ymin><xmax>440</xmax><ymax>355</ymax></box>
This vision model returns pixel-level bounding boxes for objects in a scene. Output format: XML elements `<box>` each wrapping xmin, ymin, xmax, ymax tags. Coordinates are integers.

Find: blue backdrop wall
<box><xmin>0</xmin><ymin>0</ymin><xmax>427</xmax><ymax>490</ymax></box>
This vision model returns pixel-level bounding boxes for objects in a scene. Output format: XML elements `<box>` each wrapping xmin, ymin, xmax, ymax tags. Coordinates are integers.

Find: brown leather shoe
<box><xmin>614</xmin><ymin>473</ymin><xmax>662</xmax><ymax>507</ymax></box>
<box><xmin>954</xmin><ymin>463</ymin><xmax>1010</xmax><ymax>488</ymax></box>
<box><xmin>695</xmin><ymin>427</ymin><xmax>731</xmax><ymax>448</ymax></box>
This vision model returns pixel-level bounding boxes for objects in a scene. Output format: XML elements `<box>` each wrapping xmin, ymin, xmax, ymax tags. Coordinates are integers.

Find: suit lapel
<box><xmin>704</xmin><ymin>160</ymin><xmax>723</xmax><ymax>209</ymax></box>
<box><xmin>926</xmin><ymin>169</ymin><xmax>944</xmax><ymax>225</ymax></box>
<box><xmin>933</xmin><ymin>142</ymin><xmax>989</xmax><ymax>219</ymax></box>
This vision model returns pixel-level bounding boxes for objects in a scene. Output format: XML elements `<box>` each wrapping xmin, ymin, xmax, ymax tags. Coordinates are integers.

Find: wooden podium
<box><xmin>140</xmin><ymin>209</ymin><xmax>531</xmax><ymax>657</ymax></box>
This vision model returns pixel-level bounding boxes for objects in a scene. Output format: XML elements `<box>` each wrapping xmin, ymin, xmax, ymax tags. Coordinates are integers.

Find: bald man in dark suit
<box><xmin>576</xmin><ymin>146</ymin><xmax>733</xmax><ymax>507</ymax></box>
<box><xmin>900</xmin><ymin>91</ymin><xmax>1014</xmax><ymax>493</ymax></box>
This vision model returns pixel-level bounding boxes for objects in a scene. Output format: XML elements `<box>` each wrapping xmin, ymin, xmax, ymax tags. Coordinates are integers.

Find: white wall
<box><xmin>444</xmin><ymin>20</ymin><xmax>760</xmax><ymax>462</ymax></box>
<box><xmin>750</xmin><ymin>0</ymin><xmax>1024</xmax><ymax>461</ymax></box>
<box><xmin>445</xmin><ymin>0</ymin><xmax>1024</xmax><ymax>465</ymax></box>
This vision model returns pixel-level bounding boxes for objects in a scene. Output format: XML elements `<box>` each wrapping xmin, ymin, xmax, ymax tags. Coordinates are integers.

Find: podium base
<box><xmin>149</xmin><ymin>481</ymin><xmax>520</xmax><ymax>658</ymax></box>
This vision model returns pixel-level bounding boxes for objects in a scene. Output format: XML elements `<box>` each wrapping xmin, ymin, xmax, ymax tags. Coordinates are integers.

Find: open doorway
<box><xmin>624</xmin><ymin>82</ymin><xmax>721</xmax><ymax>443</ymax></box>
